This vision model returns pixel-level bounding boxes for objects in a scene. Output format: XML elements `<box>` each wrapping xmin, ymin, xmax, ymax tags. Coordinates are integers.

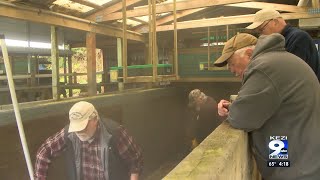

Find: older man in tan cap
<box><xmin>34</xmin><ymin>101</ymin><xmax>143</xmax><ymax>180</ymax></box>
<box><xmin>246</xmin><ymin>8</ymin><xmax>320</xmax><ymax>81</ymax></box>
<box><xmin>215</xmin><ymin>33</ymin><xmax>320</xmax><ymax>179</ymax></box>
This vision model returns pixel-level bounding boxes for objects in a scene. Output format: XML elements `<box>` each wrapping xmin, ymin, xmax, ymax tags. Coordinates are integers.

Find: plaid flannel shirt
<box><xmin>34</xmin><ymin>124</ymin><xmax>143</xmax><ymax>180</ymax></box>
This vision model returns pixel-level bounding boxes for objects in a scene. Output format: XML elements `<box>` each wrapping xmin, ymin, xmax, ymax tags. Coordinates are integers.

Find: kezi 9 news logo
<box><xmin>268</xmin><ymin>136</ymin><xmax>288</xmax><ymax>159</ymax></box>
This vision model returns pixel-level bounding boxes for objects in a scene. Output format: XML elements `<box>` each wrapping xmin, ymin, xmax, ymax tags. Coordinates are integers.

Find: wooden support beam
<box><xmin>155</xmin><ymin>12</ymin><xmax>320</xmax><ymax>32</ymax></box>
<box><xmin>63</xmin><ymin>56</ymin><xmax>67</xmax><ymax>84</ymax></box>
<box><xmin>226</xmin><ymin>2</ymin><xmax>307</xmax><ymax>12</ymax></box>
<box><xmin>148</xmin><ymin>0</ymin><xmax>153</xmax><ymax>76</ymax></box>
<box><xmin>151</xmin><ymin>0</ymin><xmax>157</xmax><ymax>82</ymax></box>
<box><xmin>86</xmin><ymin>32</ymin><xmax>97</xmax><ymax>96</ymax></box>
<box><xmin>102</xmin><ymin>48</ymin><xmax>109</xmax><ymax>92</ymax></box>
<box><xmin>117</xmin><ymin>38</ymin><xmax>124</xmax><ymax>91</ymax></box>
<box><xmin>130</xmin><ymin>17</ymin><xmax>148</xmax><ymax>24</ymax></box>
<box><xmin>207</xmin><ymin>27</ymin><xmax>210</xmax><ymax>69</ymax></box>
<box><xmin>122</xmin><ymin>0</ymin><xmax>128</xmax><ymax>83</ymax></box>
<box><xmin>175</xmin><ymin>77</ymin><xmax>241</xmax><ymax>82</ymax></box>
<box><xmin>124</xmin><ymin>75</ymin><xmax>177</xmax><ymax>83</ymax></box>
<box><xmin>86</xmin><ymin>0</ymin><xmax>142</xmax><ymax>21</ymax></box>
<box><xmin>99</xmin><ymin>0</ymin><xmax>252</xmax><ymax>22</ymax></box>
<box><xmin>69</xmin><ymin>0</ymin><xmax>102</xmax><ymax>9</ymax></box>
<box><xmin>51</xmin><ymin>26</ymin><xmax>59</xmax><ymax>100</ymax></box>
<box><xmin>312</xmin><ymin>0</ymin><xmax>320</xmax><ymax>8</ymax></box>
<box><xmin>173</xmin><ymin>0</ymin><xmax>178</xmax><ymax>78</ymax></box>
<box><xmin>67</xmin><ymin>54</ymin><xmax>73</xmax><ymax>97</ymax></box>
<box><xmin>134</xmin><ymin>8</ymin><xmax>205</xmax><ymax>33</ymax></box>
<box><xmin>0</xmin><ymin>1</ymin><xmax>144</xmax><ymax>42</ymax></box>
<box><xmin>298</xmin><ymin>0</ymin><xmax>310</xmax><ymax>6</ymax></box>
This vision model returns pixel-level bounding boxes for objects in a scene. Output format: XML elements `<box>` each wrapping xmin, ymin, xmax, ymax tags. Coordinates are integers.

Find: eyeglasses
<box><xmin>256</xmin><ymin>19</ymin><xmax>272</xmax><ymax>34</ymax></box>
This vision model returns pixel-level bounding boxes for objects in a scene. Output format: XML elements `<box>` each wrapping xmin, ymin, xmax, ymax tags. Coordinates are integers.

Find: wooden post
<box><xmin>148</xmin><ymin>0</ymin><xmax>152</xmax><ymax>68</ymax></box>
<box><xmin>102</xmin><ymin>48</ymin><xmax>109</xmax><ymax>93</ymax></box>
<box><xmin>86</xmin><ymin>32</ymin><xmax>97</xmax><ymax>96</ymax></box>
<box><xmin>51</xmin><ymin>26</ymin><xmax>59</xmax><ymax>100</ymax></box>
<box><xmin>226</xmin><ymin>25</ymin><xmax>229</xmax><ymax>40</ymax></box>
<box><xmin>63</xmin><ymin>55</ymin><xmax>67</xmax><ymax>84</ymax></box>
<box><xmin>152</xmin><ymin>0</ymin><xmax>158</xmax><ymax>82</ymax></box>
<box><xmin>207</xmin><ymin>27</ymin><xmax>210</xmax><ymax>69</ymax></box>
<box><xmin>122</xmin><ymin>0</ymin><xmax>128</xmax><ymax>83</ymax></box>
<box><xmin>145</xmin><ymin>42</ymin><xmax>152</xmax><ymax>88</ymax></box>
<box><xmin>67</xmin><ymin>53</ymin><xmax>73</xmax><ymax>97</ymax></box>
<box><xmin>30</xmin><ymin>55</ymin><xmax>36</xmax><ymax>86</ymax></box>
<box><xmin>117</xmin><ymin>38</ymin><xmax>124</xmax><ymax>91</ymax></box>
<box><xmin>35</xmin><ymin>55</ymin><xmax>39</xmax><ymax>85</ymax></box>
<box><xmin>312</xmin><ymin>0</ymin><xmax>320</xmax><ymax>8</ymax></box>
<box><xmin>173</xmin><ymin>0</ymin><xmax>179</xmax><ymax>78</ymax></box>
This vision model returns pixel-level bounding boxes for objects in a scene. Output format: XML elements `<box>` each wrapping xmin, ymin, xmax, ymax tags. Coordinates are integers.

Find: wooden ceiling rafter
<box><xmin>85</xmin><ymin>0</ymin><xmax>143</xmax><ymax>21</ymax></box>
<box><xmin>132</xmin><ymin>8</ymin><xmax>205</xmax><ymax>32</ymax></box>
<box><xmin>97</xmin><ymin>0</ymin><xmax>253</xmax><ymax>22</ymax></box>
<box><xmin>0</xmin><ymin>1</ymin><xmax>145</xmax><ymax>42</ymax></box>
<box><xmin>68</xmin><ymin>0</ymin><xmax>103</xmax><ymax>9</ymax></box>
<box><xmin>225</xmin><ymin>2</ymin><xmax>307</xmax><ymax>12</ymax></box>
<box><xmin>154</xmin><ymin>12</ymin><xmax>320</xmax><ymax>32</ymax></box>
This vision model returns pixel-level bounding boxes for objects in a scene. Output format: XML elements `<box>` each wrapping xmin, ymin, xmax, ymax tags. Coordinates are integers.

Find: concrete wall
<box><xmin>0</xmin><ymin>82</ymin><xmax>242</xmax><ymax>179</ymax></box>
<box><xmin>0</xmin><ymin>88</ymin><xmax>187</xmax><ymax>179</ymax></box>
<box><xmin>163</xmin><ymin>121</ymin><xmax>262</xmax><ymax>180</ymax></box>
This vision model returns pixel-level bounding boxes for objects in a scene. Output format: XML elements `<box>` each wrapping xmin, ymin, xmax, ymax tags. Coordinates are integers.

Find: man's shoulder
<box><xmin>286</xmin><ymin>27</ymin><xmax>311</xmax><ymax>40</ymax></box>
<box><xmin>100</xmin><ymin>117</ymin><xmax>121</xmax><ymax>135</ymax></box>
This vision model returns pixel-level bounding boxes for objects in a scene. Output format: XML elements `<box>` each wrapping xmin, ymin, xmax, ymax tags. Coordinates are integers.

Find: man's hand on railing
<box><xmin>217</xmin><ymin>99</ymin><xmax>231</xmax><ymax>117</ymax></box>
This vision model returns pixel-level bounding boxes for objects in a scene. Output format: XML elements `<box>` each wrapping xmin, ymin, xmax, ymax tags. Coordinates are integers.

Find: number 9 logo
<box><xmin>269</xmin><ymin>140</ymin><xmax>284</xmax><ymax>156</ymax></box>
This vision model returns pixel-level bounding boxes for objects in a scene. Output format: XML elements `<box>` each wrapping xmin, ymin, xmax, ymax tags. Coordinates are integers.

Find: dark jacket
<box><xmin>228</xmin><ymin>33</ymin><xmax>320</xmax><ymax>180</ymax></box>
<box><xmin>189</xmin><ymin>96</ymin><xmax>221</xmax><ymax>143</ymax></box>
<box><xmin>64</xmin><ymin>118</ymin><xmax>130</xmax><ymax>180</ymax></box>
<box><xmin>281</xmin><ymin>25</ymin><xmax>320</xmax><ymax>81</ymax></box>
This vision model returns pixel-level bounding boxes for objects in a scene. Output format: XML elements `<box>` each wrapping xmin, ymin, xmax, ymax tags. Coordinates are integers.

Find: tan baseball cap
<box><xmin>214</xmin><ymin>33</ymin><xmax>257</xmax><ymax>67</ymax></box>
<box><xmin>68</xmin><ymin>101</ymin><xmax>97</xmax><ymax>132</ymax></box>
<box><xmin>246</xmin><ymin>9</ymin><xmax>282</xmax><ymax>29</ymax></box>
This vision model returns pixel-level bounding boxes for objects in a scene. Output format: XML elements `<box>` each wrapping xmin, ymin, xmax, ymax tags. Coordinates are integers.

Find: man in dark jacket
<box><xmin>187</xmin><ymin>89</ymin><xmax>221</xmax><ymax>149</ymax></box>
<box><xmin>246</xmin><ymin>8</ymin><xmax>320</xmax><ymax>81</ymax></box>
<box><xmin>34</xmin><ymin>101</ymin><xmax>143</xmax><ymax>180</ymax></box>
<box><xmin>214</xmin><ymin>33</ymin><xmax>320</xmax><ymax>180</ymax></box>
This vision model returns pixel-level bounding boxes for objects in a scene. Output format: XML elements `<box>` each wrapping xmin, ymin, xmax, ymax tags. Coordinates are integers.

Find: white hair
<box><xmin>89</xmin><ymin>110</ymin><xmax>100</xmax><ymax>121</ymax></box>
<box><xmin>234</xmin><ymin>45</ymin><xmax>255</xmax><ymax>57</ymax></box>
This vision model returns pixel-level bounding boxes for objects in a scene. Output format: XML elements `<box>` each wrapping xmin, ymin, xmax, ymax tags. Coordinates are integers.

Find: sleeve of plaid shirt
<box><xmin>115</xmin><ymin>125</ymin><xmax>143</xmax><ymax>174</ymax></box>
<box><xmin>34</xmin><ymin>128</ymin><xmax>66</xmax><ymax>180</ymax></box>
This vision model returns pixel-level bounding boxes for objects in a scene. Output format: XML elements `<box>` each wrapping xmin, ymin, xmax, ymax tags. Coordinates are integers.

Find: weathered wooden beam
<box><xmin>312</xmin><ymin>0</ymin><xmax>320</xmax><ymax>8</ymax></box>
<box><xmin>175</xmin><ymin>77</ymin><xmax>241</xmax><ymax>82</ymax></box>
<box><xmin>133</xmin><ymin>8</ymin><xmax>205</xmax><ymax>33</ymax></box>
<box><xmin>173</xmin><ymin>0</ymin><xmax>178</xmax><ymax>78</ymax></box>
<box><xmin>226</xmin><ymin>2</ymin><xmax>307</xmax><ymax>12</ymax></box>
<box><xmin>86</xmin><ymin>32</ymin><xmax>97</xmax><ymax>96</ymax></box>
<box><xmin>124</xmin><ymin>75</ymin><xmax>177</xmax><ymax>83</ymax></box>
<box><xmin>122</xmin><ymin>0</ymin><xmax>128</xmax><ymax>82</ymax></box>
<box><xmin>116</xmin><ymin>38</ymin><xmax>124</xmax><ymax>91</ymax></box>
<box><xmin>67</xmin><ymin>54</ymin><xmax>73</xmax><ymax>97</ymax></box>
<box><xmin>155</xmin><ymin>12</ymin><xmax>320</xmax><ymax>32</ymax></box>
<box><xmin>0</xmin><ymin>1</ymin><xmax>144</xmax><ymax>42</ymax></box>
<box><xmin>51</xmin><ymin>26</ymin><xmax>59</xmax><ymax>100</ymax></box>
<box><xmin>99</xmin><ymin>0</ymin><xmax>252</xmax><ymax>21</ymax></box>
<box><xmin>152</xmin><ymin>0</ymin><xmax>157</xmax><ymax>82</ymax></box>
<box><xmin>69</xmin><ymin>0</ymin><xmax>102</xmax><ymax>9</ymax></box>
<box><xmin>130</xmin><ymin>17</ymin><xmax>148</xmax><ymax>24</ymax></box>
<box><xmin>86</xmin><ymin>0</ymin><xmax>142</xmax><ymax>21</ymax></box>
<box><xmin>298</xmin><ymin>0</ymin><xmax>310</xmax><ymax>6</ymax></box>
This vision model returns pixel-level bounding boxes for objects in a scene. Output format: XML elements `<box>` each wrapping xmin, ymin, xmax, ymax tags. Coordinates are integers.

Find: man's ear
<box><xmin>245</xmin><ymin>48</ymin><xmax>254</xmax><ymax>58</ymax></box>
